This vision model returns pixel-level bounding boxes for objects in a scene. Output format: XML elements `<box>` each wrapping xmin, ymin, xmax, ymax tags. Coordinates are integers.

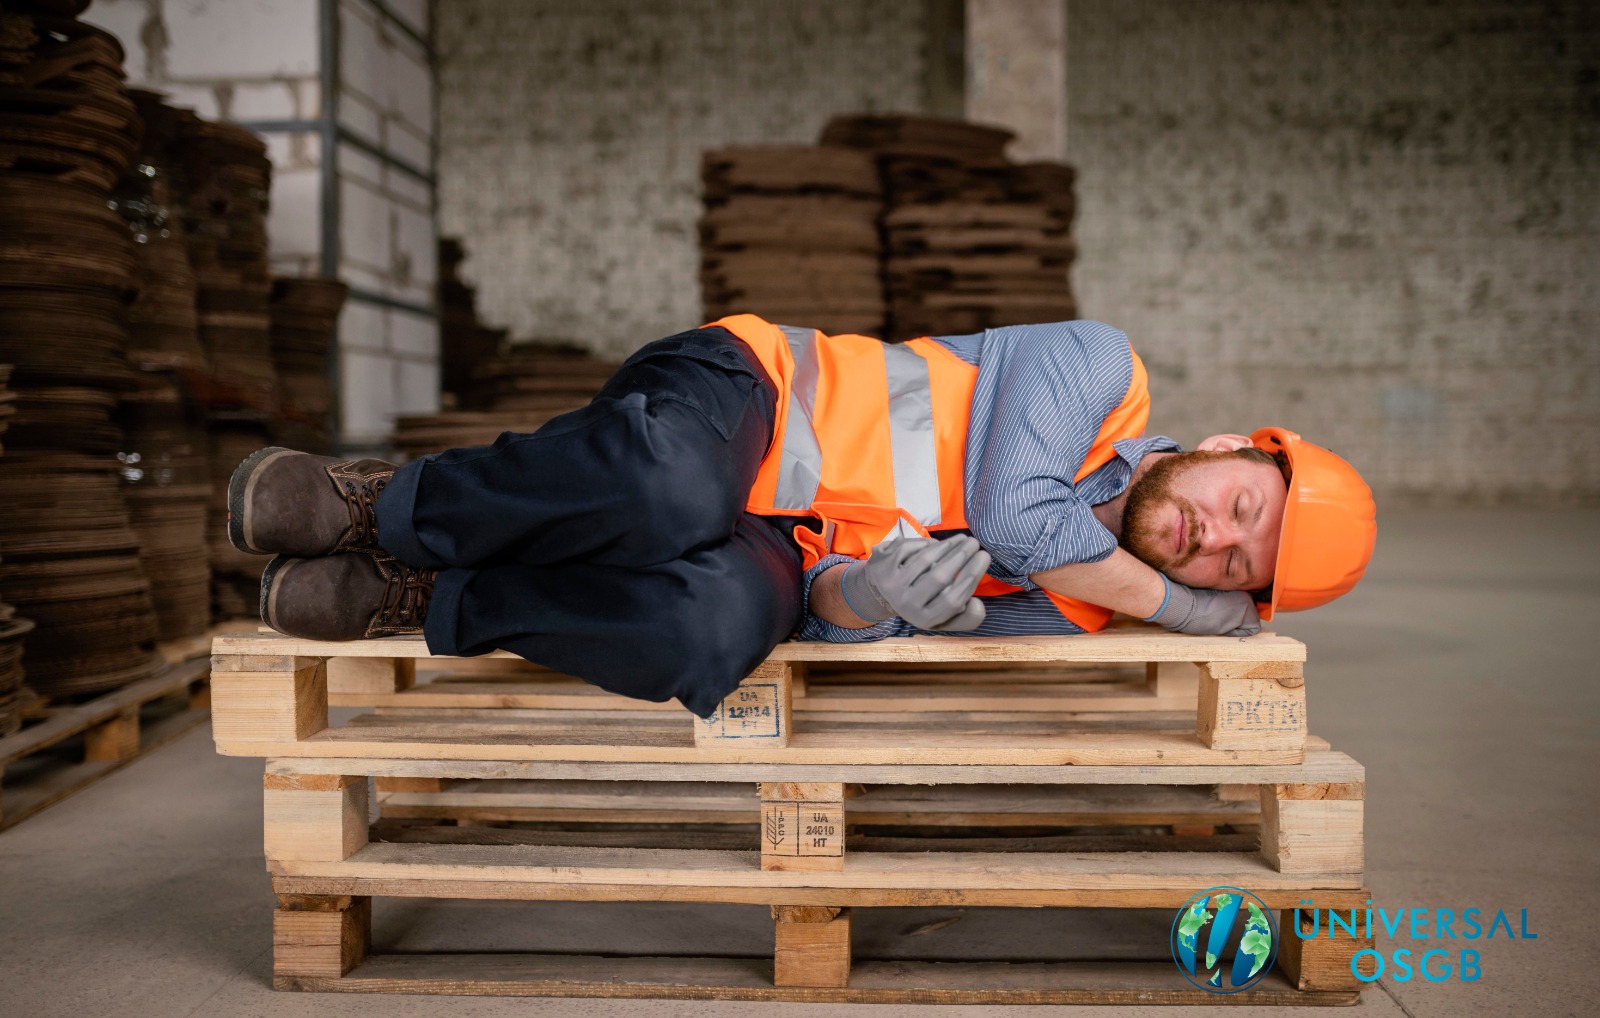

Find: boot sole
<box><xmin>227</xmin><ymin>446</ymin><xmax>296</xmax><ymax>555</ymax></box>
<box><xmin>258</xmin><ymin>554</ymin><xmax>292</xmax><ymax>630</ymax></box>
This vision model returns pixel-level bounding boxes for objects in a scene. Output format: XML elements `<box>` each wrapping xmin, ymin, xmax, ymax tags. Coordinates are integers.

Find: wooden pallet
<box><xmin>218</xmin><ymin>630</ymin><xmax>1367</xmax><ymax>1002</ymax></box>
<box><xmin>263</xmin><ymin>749</ymin><xmax>1367</xmax><ymax>1002</ymax></box>
<box><xmin>0</xmin><ymin>630</ymin><xmax>222</xmax><ymax>831</ymax></box>
<box><xmin>210</xmin><ymin>630</ymin><xmax>1311</xmax><ymax>767</ymax></box>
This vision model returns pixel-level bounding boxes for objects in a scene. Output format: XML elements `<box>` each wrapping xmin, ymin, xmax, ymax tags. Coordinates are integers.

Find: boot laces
<box><xmin>337</xmin><ymin>470</ymin><xmax>386</xmax><ymax>547</ymax></box>
<box><xmin>374</xmin><ymin>554</ymin><xmax>434</xmax><ymax>626</ymax></box>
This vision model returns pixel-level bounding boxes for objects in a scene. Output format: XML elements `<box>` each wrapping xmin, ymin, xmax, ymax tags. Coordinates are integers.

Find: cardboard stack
<box><xmin>699</xmin><ymin>145</ymin><xmax>884</xmax><ymax>338</ymax></box>
<box><xmin>0</xmin><ymin>0</ymin><xmax>165</xmax><ymax>699</ymax></box>
<box><xmin>821</xmin><ymin>114</ymin><xmax>1078</xmax><ymax>341</ymax></box>
<box><xmin>392</xmin><ymin>341</ymin><xmax>618</xmax><ymax>459</ymax></box>
<box><xmin>269</xmin><ymin>276</ymin><xmax>348</xmax><ymax>455</ymax></box>
<box><xmin>438</xmin><ymin>237</ymin><xmax>507</xmax><ymax>405</ymax></box>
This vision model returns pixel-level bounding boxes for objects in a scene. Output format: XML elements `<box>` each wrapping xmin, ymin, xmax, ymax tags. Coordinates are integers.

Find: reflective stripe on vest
<box><xmin>772</xmin><ymin>324</ymin><xmax>943</xmax><ymax>527</ymax></box>
<box><xmin>773</xmin><ymin>325</ymin><xmax>823</xmax><ymax>510</ymax></box>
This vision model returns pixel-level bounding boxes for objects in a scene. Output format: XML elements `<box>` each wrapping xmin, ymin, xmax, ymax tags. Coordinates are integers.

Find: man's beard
<box><xmin>1121</xmin><ymin>450</ymin><xmax>1233</xmax><ymax>572</ymax></box>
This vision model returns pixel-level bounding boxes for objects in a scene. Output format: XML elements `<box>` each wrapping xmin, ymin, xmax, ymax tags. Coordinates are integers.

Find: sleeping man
<box><xmin>229</xmin><ymin>315</ymin><xmax>1376</xmax><ymax>716</ymax></box>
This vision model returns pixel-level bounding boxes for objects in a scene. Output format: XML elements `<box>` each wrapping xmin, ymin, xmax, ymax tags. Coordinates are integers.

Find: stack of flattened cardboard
<box><xmin>699</xmin><ymin>145</ymin><xmax>884</xmax><ymax>338</ymax></box>
<box><xmin>821</xmin><ymin>114</ymin><xmax>1078</xmax><ymax>342</ymax></box>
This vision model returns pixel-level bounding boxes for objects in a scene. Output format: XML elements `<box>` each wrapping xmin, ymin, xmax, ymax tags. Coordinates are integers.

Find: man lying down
<box><xmin>228</xmin><ymin>315</ymin><xmax>1376</xmax><ymax>717</ymax></box>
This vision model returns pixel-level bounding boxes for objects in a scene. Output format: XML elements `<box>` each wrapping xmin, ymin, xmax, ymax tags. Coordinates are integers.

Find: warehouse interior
<box><xmin>0</xmin><ymin>0</ymin><xmax>1596</xmax><ymax>1015</ymax></box>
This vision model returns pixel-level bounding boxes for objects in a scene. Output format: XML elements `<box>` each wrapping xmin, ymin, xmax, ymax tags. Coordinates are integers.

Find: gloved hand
<box><xmin>840</xmin><ymin>535</ymin><xmax>991</xmax><ymax>632</ymax></box>
<box><xmin>1144</xmin><ymin>574</ymin><xmax>1262</xmax><ymax>637</ymax></box>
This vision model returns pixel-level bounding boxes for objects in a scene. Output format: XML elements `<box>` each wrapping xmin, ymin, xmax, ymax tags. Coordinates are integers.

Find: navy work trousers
<box><xmin>372</xmin><ymin>326</ymin><xmax>803</xmax><ymax>717</ymax></box>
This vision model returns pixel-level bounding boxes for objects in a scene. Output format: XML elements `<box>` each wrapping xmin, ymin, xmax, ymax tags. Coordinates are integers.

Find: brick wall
<box><xmin>434</xmin><ymin>0</ymin><xmax>933</xmax><ymax>356</ymax></box>
<box><xmin>436</xmin><ymin>0</ymin><xmax>1599</xmax><ymax>502</ymax></box>
<box><xmin>1067</xmin><ymin>0</ymin><xmax>1600</xmax><ymax>503</ymax></box>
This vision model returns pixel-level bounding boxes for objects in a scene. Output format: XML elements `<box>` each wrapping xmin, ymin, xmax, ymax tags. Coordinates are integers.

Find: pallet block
<box><xmin>772</xmin><ymin>905</ymin><xmax>851</xmax><ymax>987</ymax></box>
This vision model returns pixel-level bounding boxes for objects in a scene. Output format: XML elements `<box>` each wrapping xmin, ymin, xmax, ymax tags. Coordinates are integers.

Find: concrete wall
<box><xmin>434</xmin><ymin>0</ymin><xmax>938</xmax><ymax>356</ymax></box>
<box><xmin>1067</xmin><ymin>0</ymin><xmax>1600</xmax><ymax>503</ymax></box>
<box><xmin>86</xmin><ymin>0</ymin><xmax>441</xmax><ymax>451</ymax></box>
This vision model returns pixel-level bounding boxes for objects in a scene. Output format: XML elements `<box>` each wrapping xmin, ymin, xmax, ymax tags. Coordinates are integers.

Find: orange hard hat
<box><xmin>1251</xmin><ymin>427</ymin><xmax>1377</xmax><ymax>620</ymax></box>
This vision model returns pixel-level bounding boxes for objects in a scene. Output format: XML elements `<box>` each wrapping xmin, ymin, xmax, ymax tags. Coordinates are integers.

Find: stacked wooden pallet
<box><xmin>700</xmin><ymin>146</ymin><xmax>885</xmax><ymax>338</ymax></box>
<box><xmin>0</xmin><ymin>623</ymin><xmax>233</xmax><ymax>831</ymax></box>
<box><xmin>210</xmin><ymin>628</ymin><xmax>1371</xmax><ymax>1003</ymax></box>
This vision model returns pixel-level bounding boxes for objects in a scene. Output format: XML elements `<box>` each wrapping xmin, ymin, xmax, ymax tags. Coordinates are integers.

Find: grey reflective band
<box><xmin>882</xmin><ymin>342</ymin><xmax>943</xmax><ymax>526</ymax></box>
<box><xmin>773</xmin><ymin>325</ymin><xmax>824</xmax><ymax>510</ymax></box>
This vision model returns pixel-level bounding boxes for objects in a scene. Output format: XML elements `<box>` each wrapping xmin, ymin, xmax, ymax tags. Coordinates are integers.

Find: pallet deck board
<box><xmin>216</xmin><ymin>630</ymin><xmax>1307</xmax><ymax>663</ymax></box>
<box><xmin>264</xmin><ymin>742</ymin><xmax>1355</xmax><ymax>786</ymax></box>
<box><xmin>278</xmin><ymin>953</ymin><xmax>1359</xmax><ymax>1004</ymax></box>
<box><xmin>226</xmin><ymin>716</ymin><xmax>1302</xmax><ymax>766</ymax></box>
<box><xmin>269</xmin><ymin>841</ymin><xmax>1363</xmax><ymax>897</ymax></box>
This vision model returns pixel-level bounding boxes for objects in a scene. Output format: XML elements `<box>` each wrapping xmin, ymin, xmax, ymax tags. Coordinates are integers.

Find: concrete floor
<box><xmin>1</xmin><ymin>508</ymin><xmax>1596</xmax><ymax>1018</ymax></box>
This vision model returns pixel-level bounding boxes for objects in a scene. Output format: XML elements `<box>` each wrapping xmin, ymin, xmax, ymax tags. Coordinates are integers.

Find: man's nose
<box><xmin>1197</xmin><ymin>516</ymin><xmax>1238</xmax><ymax>555</ymax></box>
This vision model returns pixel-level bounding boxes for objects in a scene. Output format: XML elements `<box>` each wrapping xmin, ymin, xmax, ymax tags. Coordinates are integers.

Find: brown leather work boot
<box><xmin>228</xmin><ymin>446</ymin><xmax>396</xmax><ymax>558</ymax></box>
<box><xmin>259</xmin><ymin>552</ymin><xmax>436</xmax><ymax>641</ymax></box>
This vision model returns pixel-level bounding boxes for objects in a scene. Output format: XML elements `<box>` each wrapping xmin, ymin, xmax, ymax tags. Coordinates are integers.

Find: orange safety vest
<box><xmin>709</xmin><ymin>314</ymin><xmax>1152</xmax><ymax>633</ymax></box>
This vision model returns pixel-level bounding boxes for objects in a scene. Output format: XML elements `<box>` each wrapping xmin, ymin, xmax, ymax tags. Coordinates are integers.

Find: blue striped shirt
<box><xmin>795</xmin><ymin>321</ymin><xmax>1180</xmax><ymax>642</ymax></box>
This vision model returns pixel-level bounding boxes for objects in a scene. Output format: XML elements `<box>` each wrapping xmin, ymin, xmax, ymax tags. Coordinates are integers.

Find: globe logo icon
<box><xmin>1170</xmin><ymin>886</ymin><xmax>1278</xmax><ymax>993</ymax></box>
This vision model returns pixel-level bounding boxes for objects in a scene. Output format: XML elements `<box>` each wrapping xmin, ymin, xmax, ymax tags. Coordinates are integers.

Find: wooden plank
<box><xmin>263</xmin><ymin>774</ymin><xmax>368</xmax><ymax>863</ymax></box>
<box><xmin>694</xmin><ymin>662</ymin><xmax>792</xmax><ymax>747</ymax></box>
<box><xmin>267</xmin><ymin>744</ymin><xmax>1359</xmax><ymax>787</ymax></box>
<box><xmin>211</xmin><ymin>659</ymin><xmax>327</xmax><ymax>744</ymax></box>
<box><xmin>275</xmin><ymin>953</ymin><xmax>1359</xmax><ymax>1004</ymax></box>
<box><xmin>1196</xmin><ymin>664</ymin><xmax>1306</xmax><ymax>752</ymax></box>
<box><xmin>774</xmin><ymin>907</ymin><xmax>851</xmax><ymax>987</ymax></box>
<box><xmin>761</xmin><ymin>782</ymin><xmax>845</xmax><ymax>872</ymax></box>
<box><xmin>213</xmin><ymin>630</ymin><xmax>1307</xmax><ymax>664</ymax></box>
<box><xmin>274</xmin><ymin>895</ymin><xmax>371</xmax><ymax>977</ymax></box>
<box><xmin>1260</xmin><ymin>786</ymin><xmax>1365</xmax><ymax>876</ymax></box>
<box><xmin>223</xmin><ymin>720</ymin><xmax>1301</xmax><ymax>766</ymax></box>
<box><xmin>0</xmin><ymin>658</ymin><xmax>209</xmax><ymax>768</ymax></box>
<box><xmin>267</xmin><ymin>843</ymin><xmax>1363</xmax><ymax>901</ymax></box>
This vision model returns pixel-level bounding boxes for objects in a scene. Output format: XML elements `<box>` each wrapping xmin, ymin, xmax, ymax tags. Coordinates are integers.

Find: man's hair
<box><xmin>1232</xmin><ymin>445</ymin><xmax>1290</xmax><ymax>486</ymax></box>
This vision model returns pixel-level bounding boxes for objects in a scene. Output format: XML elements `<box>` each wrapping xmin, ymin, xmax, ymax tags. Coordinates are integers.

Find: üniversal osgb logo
<box><xmin>1170</xmin><ymin>887</ymin><xmax>1279</xmax><ymax>993</ymax></box>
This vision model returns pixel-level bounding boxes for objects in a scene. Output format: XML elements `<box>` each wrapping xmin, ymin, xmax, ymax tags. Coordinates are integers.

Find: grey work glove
<box><xmin>840</xmin><ymin>535</ymin><xmax>991</xmax><ymax>632</ymax></box>
<box><xmin>1145</xmin><ymin>575</ymin><xmax>1262</xmax><ymax>637</ymax></box>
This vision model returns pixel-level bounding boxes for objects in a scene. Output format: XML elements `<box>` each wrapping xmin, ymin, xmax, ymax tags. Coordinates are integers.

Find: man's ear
<box><xmin>1197</xmin><ymin>433</ymin><xmax>1251</xmax><ymax>452</ymax></box>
